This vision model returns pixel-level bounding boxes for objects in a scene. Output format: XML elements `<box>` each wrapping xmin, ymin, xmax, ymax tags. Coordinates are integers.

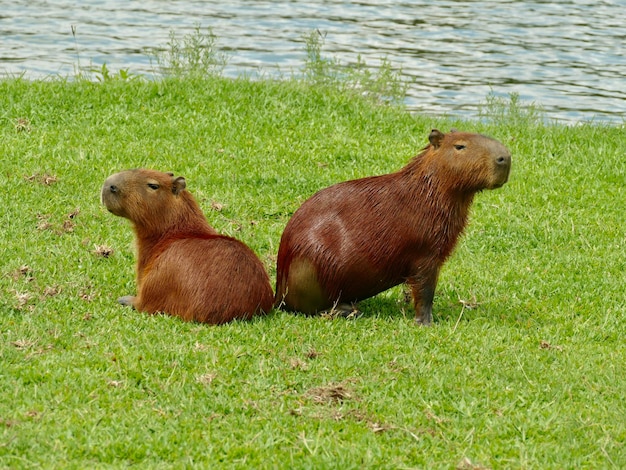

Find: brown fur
<box><xmin>101</xmin><ymin>169</ymin><xmax>274</xmax><ymax>324</ymax></box>
<box><xmin>275</xmin><ymin>129</ymin><xmax>511</xmax><ymax>324</ymax></box>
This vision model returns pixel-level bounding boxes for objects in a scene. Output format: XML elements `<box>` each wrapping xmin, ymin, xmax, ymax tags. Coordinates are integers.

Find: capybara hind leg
<box><xmin>283</xmin><ymin>258</ymin><xmax>327</xmax><ymax>314</ymax></box>
<box><xmin>408</xmin><ymin>268</ymin><xmax>439</xmax><ymax>326</ymax></box>
<box><xmin>118</xmin><ymin>295</ymin><xmax>136</xmax><ymax>308</ymax></box>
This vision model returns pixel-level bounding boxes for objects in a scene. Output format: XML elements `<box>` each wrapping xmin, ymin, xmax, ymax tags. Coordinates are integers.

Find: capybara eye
<box><xmin>147</xmin><ymin>183</ymin><xmax>159</xmax><ymax>190</ymax></box>
<box><xmin>454</xmin><ymin>144</ymin><xmax>466</xmax><ymax>150</ymax></box>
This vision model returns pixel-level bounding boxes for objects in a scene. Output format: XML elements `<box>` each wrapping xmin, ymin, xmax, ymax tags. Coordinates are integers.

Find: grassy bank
<box><xmin>1</xmin><ymin>66</ymin><xmax>625</xmax><ymax>468</ymax></box>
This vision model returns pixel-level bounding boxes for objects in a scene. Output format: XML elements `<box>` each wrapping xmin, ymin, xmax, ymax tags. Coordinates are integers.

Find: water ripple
<box><xmin>0</xmin><ymin>0</ymin><xmax>624</xmax><ymax>122</ymax></box>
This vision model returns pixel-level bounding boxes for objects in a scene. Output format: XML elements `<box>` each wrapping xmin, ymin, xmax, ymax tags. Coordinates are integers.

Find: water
<box><xmin>1</xmin><ymin>0</ymin><xmax>625</xmax><ymax>123</ymax></box>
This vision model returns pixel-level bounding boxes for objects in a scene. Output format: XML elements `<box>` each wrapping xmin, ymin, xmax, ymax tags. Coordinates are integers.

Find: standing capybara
<box><xmin>101</xmin><ymin>169</ymin><xmax>274</xmax><ymax>324</ymax></box>
<box><xmin>275</xmin><ymin>129</ymin><xmax>511</xmax><ymax>324</ymax></box>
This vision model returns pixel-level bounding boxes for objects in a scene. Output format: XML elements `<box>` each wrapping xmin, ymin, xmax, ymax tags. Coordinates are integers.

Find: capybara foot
<box><xmin>414</xmin><ymin>315</ymin><xmax>432</xmax><ymax>327</ymax></box>
<box><xmin>118</xmin><ymin>295</ymin><xmax>136</xmax><ymax>308</ymax></box>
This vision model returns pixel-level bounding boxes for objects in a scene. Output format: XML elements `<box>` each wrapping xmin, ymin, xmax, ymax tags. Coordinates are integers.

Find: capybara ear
<box><xmin>449</xmin><ymin>128</ymin><xmax>458</xmax><ymax>133</ymax></box>
<box><xmin>171</xmin><ymin>176</ymin><xmax>186</xmax><ymax>195</ymax></box>
<box><xmin>429</xmin><ymin>129</ymin><xmax>445</xmax><ymax>148</ymax></box>
<box><xmin>166</xmin><ymin>172</ymin><xmax>175</xmax><ymax>177</ymax></box>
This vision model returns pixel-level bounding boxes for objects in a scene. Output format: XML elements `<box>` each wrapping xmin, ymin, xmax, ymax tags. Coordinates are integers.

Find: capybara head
<box><xmin>101</xmin><ymin>169</ymin><xmax>190</xmax><ymax>231</ymax></box>
<box><xmin>425</xmin><ymin>129</ymin><xmax>511</xmax><ymax>192</ymax></box>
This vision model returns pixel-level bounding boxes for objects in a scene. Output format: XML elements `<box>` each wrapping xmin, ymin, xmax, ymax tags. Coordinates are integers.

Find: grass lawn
<box><xmin>1</xmin><ymin>54</ymin><xmax>625</xmax><ymax>467</ymax></box>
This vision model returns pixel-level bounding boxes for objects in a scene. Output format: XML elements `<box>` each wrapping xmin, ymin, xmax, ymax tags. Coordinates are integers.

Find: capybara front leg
<box><xmin>117</xmin><ymin>295</ymin><xmax>136</xmax><ymax>308</ymax></box>
<box><xmin>408</xmin><ymin>268</ymin><xmax>439</xmax><ymax>325</ymax></box>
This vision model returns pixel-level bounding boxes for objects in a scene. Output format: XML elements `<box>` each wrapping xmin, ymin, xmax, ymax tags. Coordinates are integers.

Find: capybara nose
<box><xmin>109</xmin><ymin>184</ymin><xmax>118</xmax><ymax>194</ymax></box>
<box><xmin>496</xmin><ymin>155</ymin><xmax>511</xmax><ymax>167</ymax></box>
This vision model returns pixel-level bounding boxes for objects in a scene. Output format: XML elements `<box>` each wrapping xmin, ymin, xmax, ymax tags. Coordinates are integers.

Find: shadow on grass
<box><xmin>359</xmin><ymin>294</ymin><xmax>493</xmax><ymax>326</ymax></box>
<box><xmin>270</xmin><ymin>291</ymin><xmax>480</xmax><ymax>325</ymax></box>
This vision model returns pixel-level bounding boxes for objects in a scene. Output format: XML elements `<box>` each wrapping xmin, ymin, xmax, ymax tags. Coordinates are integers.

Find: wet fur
<box><xmin>102</xmin><ymin>169</ymin><xmax>274</xmax><ymax>324</ymax></box>
<box><xmin>275</xmin><ymin>129</ymin><xmax>511</xmax><ymax>324</ymax></box>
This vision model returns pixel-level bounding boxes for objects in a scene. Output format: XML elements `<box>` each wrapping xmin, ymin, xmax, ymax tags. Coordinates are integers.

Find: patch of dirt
<box><xmin>210</xmin><ymin>200</ymin><xmax>225</xmax><ymax>211</ymax></box>
<box><xmin>13</xmin><ymin>291</ymin><xmax>33</xmax><ymax>310</ymax></box>
<box><xmin>25</xmin><ymin>173</ymin><xmax>57</xmax><ymax>185</ymax></box>
<box><xmin>43</xmin><ymin>285</ymin><xmax>61</xmax><ymax>297</ymax></box>
<box><xmin>305</xmin><ymin>348</ymin><xmax>320</xmax><ymax>359</ymax></box>
<box><xmin>196</xmin><ymin>373</ymin><xmax>217</xmax><ymax>385</ymax></box>
<box><xmin>289</xmin><ymin>358</ymin><xmax>309</xmax><ymax>371</ymax></box>
<box><xmin>35</xmin><ymin>209</ymin><xmax>80</xmax><ymax>234</ymax></box>
<box><xmin>11</xmin><ymin>339</ymin><xmax>36</xmax><ymax>350</ymax></box>
<box><xmin>540</xmin><ymin>340</ymin><xmax>563</xmax><ymax>351</ymax></box>
<box><xmin>15</xmin><ymin>117</ymin><xmax>31</xmax><ymax>133</ymax></box>
<box><xmin>93</xmin><ymin>245</ymin><xmax>114</xmax><ymax>258</ymax></box>
<box><xmin>457</xmin><ymin>457</ymin><xmax>491</xmax><ymax>470</ymax></box>
<box><xmin>10</xmin><ymin>265</ymin><xmax>33</xmax><ymax>282</ymax></box>
<box><xmin>306</xmin><ymin>383</ymin><xmax>354</xmax><ymax>404</ymax></box>
<box><xmin>79</xmin><ymin>286</ymin><xmax>96</xmax><ymax>302</ymax></box>
<box><xmin>36</xmin><ymin>214</ymin><xmax>53</xmax><ymax>231</ymax></box>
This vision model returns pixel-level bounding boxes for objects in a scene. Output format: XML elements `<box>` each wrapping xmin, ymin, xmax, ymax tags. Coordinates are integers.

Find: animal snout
<box><xmin>101</xmin><ymin>177</ymin><xmax>121</xmax><ymax>207</ymax></box>
<box><xmin>488</xmin><ymin>153</ymin><xmax>511</xmax><ymax>189</ymax></box>
<box><xmin>495</xmin><ymin>154</ymin><xmax>511</xmax><ymax>167</ymax></box>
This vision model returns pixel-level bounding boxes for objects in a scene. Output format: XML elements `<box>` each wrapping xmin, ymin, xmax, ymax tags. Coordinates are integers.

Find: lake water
<box><xmin>1</xmin><ymin>0</ymin><xmax>625</xmax><ymax>123</ymax></box>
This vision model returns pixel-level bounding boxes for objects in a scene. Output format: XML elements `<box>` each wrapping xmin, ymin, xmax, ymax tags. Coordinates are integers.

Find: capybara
<box><xmin>101</xmin><ymin>169</ymin><xmax>274</xmax><ymax>324</ymax></box>
<box><xmin>275</xmin><ymin>129</ymin><xmax>511</xmax><ymax>324</ymax></box>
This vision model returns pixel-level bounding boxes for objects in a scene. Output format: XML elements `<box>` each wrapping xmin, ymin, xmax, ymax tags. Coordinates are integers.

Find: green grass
<box><xmin>1</xmin><ymin>46</ymin><xmax>626</xmax><ymax>468</ymax></box>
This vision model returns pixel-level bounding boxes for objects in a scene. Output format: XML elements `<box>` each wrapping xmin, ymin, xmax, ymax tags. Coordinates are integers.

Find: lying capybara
<box><xmin>275</xmin><ymin>129</ymin><xmax>511</xmax><ymax>324</ymax></box>
<box><xmin>101</xmin><ymin>169</ymin><xmax>274</xmax><ymax>324</ymax></box>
